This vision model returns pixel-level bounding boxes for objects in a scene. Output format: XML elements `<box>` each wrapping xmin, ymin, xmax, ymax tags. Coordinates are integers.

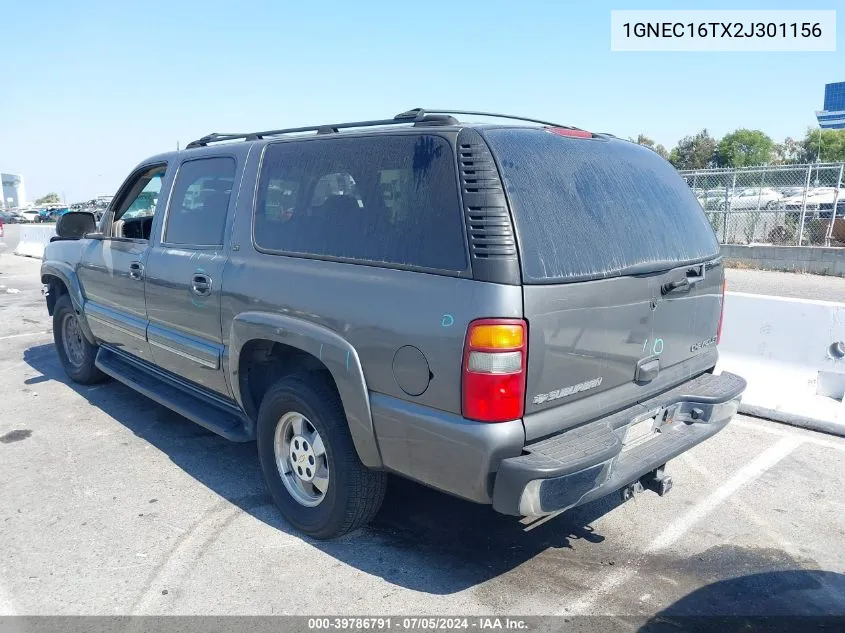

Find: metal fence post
<box><xmin>797</xmin><ymin>165</ymin><xmax>812</xmax><ymax>245</ymax></box>
<box><xmin>827</xmin><ymin>164</ymin><xmax>844</xmax><ymax>246</ymax></box>
<box><xmin>725</xmin><ymin>171</ymin><xmax>736</xmax><ymax>243</ymax></box>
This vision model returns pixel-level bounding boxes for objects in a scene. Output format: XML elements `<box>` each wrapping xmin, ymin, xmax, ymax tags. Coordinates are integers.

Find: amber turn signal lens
<box><xmin>469</xmin><ymin>324</ymin><xmax>524</xmax><ymax>349</ymax></box>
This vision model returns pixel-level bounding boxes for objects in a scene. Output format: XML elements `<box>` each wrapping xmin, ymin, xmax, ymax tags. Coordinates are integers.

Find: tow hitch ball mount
<box><xmin>621</xmin><ymin>465</ymin><xmax>673</xmax><ymax>502</ymax></box>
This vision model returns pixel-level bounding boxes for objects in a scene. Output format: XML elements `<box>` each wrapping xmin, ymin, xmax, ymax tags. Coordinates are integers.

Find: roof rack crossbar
<box><xmin>184</xmin><ymin>108</ymin><xmax>582</xmax><ymax>148</ymax></box>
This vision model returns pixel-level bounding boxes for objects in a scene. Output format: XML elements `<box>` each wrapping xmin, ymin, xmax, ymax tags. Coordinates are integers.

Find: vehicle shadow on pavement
<box><xmin>24</xmin><ymin>342</ymin><xmax>621</xmax><ymax>594</ymax></box>
<box><xmin>637</xmin><ymin>571</ymin><xmax>845</xmax><ymax>629</ymax></box>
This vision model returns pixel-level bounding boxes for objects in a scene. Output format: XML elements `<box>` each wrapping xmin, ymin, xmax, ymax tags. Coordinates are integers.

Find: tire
<box><xmin>256</xmin><ymin>373</ymin><xmax>386</xmax><ymax>539</ymax></box>
<box><xmin>53</xmin><ymin>294</ymin><xmax>105</xmax><ymax>384</ymax></box>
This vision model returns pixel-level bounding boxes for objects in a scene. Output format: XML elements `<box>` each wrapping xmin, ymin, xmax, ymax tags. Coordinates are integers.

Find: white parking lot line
<box><xmin>565</xmin><ymin>435</ymin><xmax>801</xmax><ymax>615</ymax></box>
<box><xmin>732</xmin><ymin>417</ymin><xmax>845</xmax><ymax>453</ymax></box>
<box><xmin>0</xmin><ymin>331</ymin><xmax>50</xmax><ymax>341</ymax></box>
<box><xmin>648</xmin><ymin>435</ymin><xmax>799</xmax><ymax>551</ymax></box>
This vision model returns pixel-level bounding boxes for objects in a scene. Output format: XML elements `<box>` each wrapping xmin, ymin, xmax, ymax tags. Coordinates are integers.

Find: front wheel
<box><xmin>53</xmin><ymin>294</ymin><xmax>105</xmax><ymax>384</ymax></box>
<box><xmin>256</xmin><ymin>373</ymin><xmax>386</xmax><ymax>539</ymax></box>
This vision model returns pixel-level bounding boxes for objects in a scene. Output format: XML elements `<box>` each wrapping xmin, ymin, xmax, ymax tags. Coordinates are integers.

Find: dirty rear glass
<box><xmin>254</xmin><ymin>134</ymin><xmax>467</xmax><ymax>272</ymax></box>
<box><xmin>482</xmin><ymin>128</ymin><xmax>720</xmax><ymax>283</ymax></box>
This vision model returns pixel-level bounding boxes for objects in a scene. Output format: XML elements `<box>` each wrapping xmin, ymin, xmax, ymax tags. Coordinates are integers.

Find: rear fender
<box><xmin>229</xmin><ymin>311</ymin><xmax>382</xmax><ymax>468</ymax></box>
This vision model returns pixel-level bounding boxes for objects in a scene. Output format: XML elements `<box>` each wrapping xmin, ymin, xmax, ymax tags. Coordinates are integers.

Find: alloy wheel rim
<box><xmin>273</xmin><ymin>411</ymin><xmax>329</xmax><ymax>507</ymax></box>
<box><xmin>61</xmin><ymin>312</ymin><xmax>86</xmax><ymax>368</ymax></box>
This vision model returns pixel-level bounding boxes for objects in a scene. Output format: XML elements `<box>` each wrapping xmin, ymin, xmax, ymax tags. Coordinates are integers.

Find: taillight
<box><xmin>547</xmin><ymin>127</ymin><xmax>592</xmax><ymax>138</ymax></box>
<box><xmin>716</xmin><ymin>278</ymin><xmax>726</xmax><ymax>345</ymax></box>
<box><xmin>462</xmin><ymin>319</ymin><xmax>527</xmax><ymax>422</ymax></box>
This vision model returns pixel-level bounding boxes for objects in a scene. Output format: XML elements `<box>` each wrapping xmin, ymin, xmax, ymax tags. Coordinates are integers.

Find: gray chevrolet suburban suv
<box><xmin>41</xmin><ymin>108</ymin><xmax>745</xmax><ymax>539</ymax></box>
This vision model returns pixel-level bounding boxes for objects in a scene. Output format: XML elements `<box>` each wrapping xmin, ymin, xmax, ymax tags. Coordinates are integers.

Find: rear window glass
<box><xmin>482</xmin><ymin>128</ymin><xmax>720</xmax><ymax>283</ymax></box>
<box><xmin>254</xmin><ymin>135</ymin><xmax>467</xmax><ymax>272</ymax></box>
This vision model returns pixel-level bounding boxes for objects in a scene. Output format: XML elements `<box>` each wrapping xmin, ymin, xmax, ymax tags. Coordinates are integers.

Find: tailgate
<box><xmin>523</xmin><ymin>260</ymin><xmax>724</xmax><ymax>432</ymax></box>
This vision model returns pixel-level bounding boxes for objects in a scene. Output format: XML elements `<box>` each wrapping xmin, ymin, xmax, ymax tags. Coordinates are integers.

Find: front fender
<box><xmin>40</xmin><ymin>259</ymin><xmax>95</xmax><ymax>344</ymax></box>
<box><xmin>229</xmin><ymin>312</ymin><xmax>382</xmax><ymax>469</ymax></box>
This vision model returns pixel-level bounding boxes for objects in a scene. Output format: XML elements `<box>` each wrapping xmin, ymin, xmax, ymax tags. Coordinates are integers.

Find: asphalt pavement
<box><xmin>726</xmin><ymin>267</ymin><xmax>845</xmax><ymax>302</ymax></box>
<box><xmin>1</xmin><ymin>253</ymin><xmax>844</xmax><ymax>620</ymax></box>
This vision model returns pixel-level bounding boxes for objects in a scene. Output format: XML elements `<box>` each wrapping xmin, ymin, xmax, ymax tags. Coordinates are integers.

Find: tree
<box><xmin>800</xmin><ymin>128</ymin><xmax>845</xmax><ymax>163</ymax></box>
<box><xmin>668</xmin><ymin>129</ymin><xmax>717</xmax><ymax>170</ymax></box>
<box><xmin>714</xmin><ymin>129</ymin><xmax>774</xmax><ymax>167</ymax></box>
<box><xmin>771</xmin><ymin>137</ymin><xmax>802</xmax><ymax>165</ymax></box>
<box><xmin>632</xmin><ymin>133</ymin><xmax>669</xmax><ymax>160</ymax></box>
<box><xmin>35</xmin><ymin>193</ymin><xmax>61</xmax><ymax>205</ymax></box>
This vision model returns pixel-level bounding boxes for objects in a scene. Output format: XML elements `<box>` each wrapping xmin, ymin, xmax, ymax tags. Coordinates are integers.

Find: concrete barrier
<box><xmin>13</xmin><ymin>224</ymin><xmax>56</xmax><ymax>259</ymax></box>
<box><xmin>717</xmin><ymin>291</ymin><xmax>845</xmax><ymax>436</ymax></box>
<box><xmin>721</xmin><ymin>244</ymin><xmax>845</xmax><ymax>276</ymax></box>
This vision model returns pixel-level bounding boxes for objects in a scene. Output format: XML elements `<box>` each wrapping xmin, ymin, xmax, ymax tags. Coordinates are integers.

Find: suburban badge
<box><xmin>533</xmin><ymin>377</ymin><xmax>604</xmax><ymax>405</ymax></box>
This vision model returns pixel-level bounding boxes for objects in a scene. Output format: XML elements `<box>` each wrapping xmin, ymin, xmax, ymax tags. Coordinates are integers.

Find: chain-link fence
<box><xmin>679</xmin><ymin>163</ymin><xmax>845</xmax><ymax>247</ymax></box>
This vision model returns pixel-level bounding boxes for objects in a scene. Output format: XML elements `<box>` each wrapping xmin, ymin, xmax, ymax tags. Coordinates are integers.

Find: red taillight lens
<box><xmin>462</xmin><ymin>319</ymin><xmax>527</xmax><ymax>422</ymax></box>
<box><xmin>547</xmin><ymin>127</ymin><xmax>592</xmax><ymax>138</ymax></box>
<box><xmin>716</xmin><ymin>278</ymin><xmax>726</xmax><ymax>345</ymax></box>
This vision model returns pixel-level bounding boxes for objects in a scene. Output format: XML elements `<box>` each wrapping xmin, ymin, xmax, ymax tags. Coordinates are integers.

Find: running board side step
<box><xmin>95</xmin><ymin>346</ymin><xmax>254</xmax><ymax>442</ymax></box>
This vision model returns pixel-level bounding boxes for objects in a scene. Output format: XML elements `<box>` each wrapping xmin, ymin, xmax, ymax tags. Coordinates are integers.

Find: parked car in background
<box><xmin>783</xmin><ymin>188</ymin><xmax>845</xmax><ymax>220</ymax></box>
<box><xmin>0</xmin><ymin>210</ymin><xmax>24</xmax><ymax>223</ymax></box>
<box><xmin>20</xmin><ymin>210</ymin><xmax>40</xmax><ymax>223</ymax></box>
<box><xmin>713</xmin><ymin>187</ymin><xmax>782</xmax><ymax>211</ymax></box>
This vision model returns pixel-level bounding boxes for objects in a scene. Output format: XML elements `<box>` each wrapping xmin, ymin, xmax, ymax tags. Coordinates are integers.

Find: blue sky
<box><xmin>0</xmin><ymin>0</ymin><xmax>842</xmax><ymax>202</ymax></box>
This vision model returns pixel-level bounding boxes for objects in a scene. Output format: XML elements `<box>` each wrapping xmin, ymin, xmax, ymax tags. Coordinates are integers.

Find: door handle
<box><xmin>661</xmin><ymin>264</ymin><xmax>705</xmax><ymax>295</ymax></box>
<box><xmin>129</xmin><ymin>262</ymin><xmax>144</xmax><ymax>280</ymax></box>
<box><xmin>191</xmin><ymin>273</ymin><xmax>213</xmax><ymax>296</ymax></box>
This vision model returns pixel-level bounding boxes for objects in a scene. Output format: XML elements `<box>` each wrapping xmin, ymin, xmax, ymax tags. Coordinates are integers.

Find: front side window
<box><xmin>110</xmin><ymin>165</ymin><xmax>166</xmax><ymax>240</ymax></box>
<box><xmin>254</xmin><ymin>135</ymin><xmax>467</xmax><ymax>272</ymax></box>
<box><xmin>165</xmin><ymin>157</ymin><xmax>236</xmax><ymax>246</ymax></box>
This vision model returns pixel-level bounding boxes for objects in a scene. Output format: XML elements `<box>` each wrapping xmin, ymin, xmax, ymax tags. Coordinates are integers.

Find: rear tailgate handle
<box><xmin>635</xmin><ymin>356</ymin><xmax>660</xmax><ymax>383</ymax></box>
<box><xmin>661</xmin><ymin>264</ymin><xmax>705</xmax><ymax>295</ymax></box>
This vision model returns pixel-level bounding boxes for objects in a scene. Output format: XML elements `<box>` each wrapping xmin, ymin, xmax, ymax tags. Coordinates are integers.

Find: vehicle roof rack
<box><xmin>397</xmin><ymin>108</ymin><xmax>578</xmax><ymax>129</ymax></box>
<box><xmin>185</xmin><ymin>108</ymin><xmax>579</xmax><ymax>148</ymax></box>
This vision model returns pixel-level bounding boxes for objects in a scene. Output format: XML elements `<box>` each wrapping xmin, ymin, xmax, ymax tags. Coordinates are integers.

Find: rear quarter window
<box><xmin>254</xmin><ymin>134</ymin><xmax>467</xmax><ymax>272</ymax></box>
<box><xmin>482</xmin><ymin>128</ymin><xmax>720</xmax><ymax>283</ymax></box>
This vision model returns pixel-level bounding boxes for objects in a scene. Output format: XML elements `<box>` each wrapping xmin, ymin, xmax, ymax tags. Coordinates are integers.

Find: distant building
<box><xmin>816</xmin><ymin>82</ymin><xmax>845</xmax><ymax>129</ymax></box>
<box><xmin>1</xmin><ymin>173</ymin><xmax>26</xmax><ymax>209</ymax></box>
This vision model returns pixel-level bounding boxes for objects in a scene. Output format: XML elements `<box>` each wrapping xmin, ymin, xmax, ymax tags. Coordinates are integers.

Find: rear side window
<box><xmin>254</xmin><ymin>135</ymin><xmax>467</xmax><ymax>272</ymax></box>
<box><xmin>483</xmin><ymin>128</ymin><xmax>720</xmax><ymax>283</ymax></box>
<box><xmin>165</xmin><ymin>157</ymin><xmax>236</xmax><ymax>246</ymax></box>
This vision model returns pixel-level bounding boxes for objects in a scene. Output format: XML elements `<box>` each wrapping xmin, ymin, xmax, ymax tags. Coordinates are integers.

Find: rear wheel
<box><xmin>256</xmin><ymin>373</ymin><xmax>386</xmax><ymax>539</ymax></box>
<box><xmin>53</xmin><ymin>294</ymin><xmax>105</xmax><ymax>384</ymax></box>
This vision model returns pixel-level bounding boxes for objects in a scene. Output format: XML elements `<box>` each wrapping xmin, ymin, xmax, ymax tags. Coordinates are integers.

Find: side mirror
<box><xmin>55</xmin><ymin>211</ymin><xmax>97</xmax><ymax>239</ymax></box>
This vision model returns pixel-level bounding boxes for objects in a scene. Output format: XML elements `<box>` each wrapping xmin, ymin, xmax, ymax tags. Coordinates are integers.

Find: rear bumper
<box><xmin>492</xmin><ymin>371</ymin><xmax>746</xmax><ymax>516</ymax></box>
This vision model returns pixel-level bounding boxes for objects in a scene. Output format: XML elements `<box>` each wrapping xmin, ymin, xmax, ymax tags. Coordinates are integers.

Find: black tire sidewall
<box><xmin>256</xmin><ymin>377</ymin><xmax>354</xmax><ymax>538</ymax></box>
<box><xmin>53</xmin><ymin>295</ymin><xmax>100</xmax><ymax>383</ymax></box>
